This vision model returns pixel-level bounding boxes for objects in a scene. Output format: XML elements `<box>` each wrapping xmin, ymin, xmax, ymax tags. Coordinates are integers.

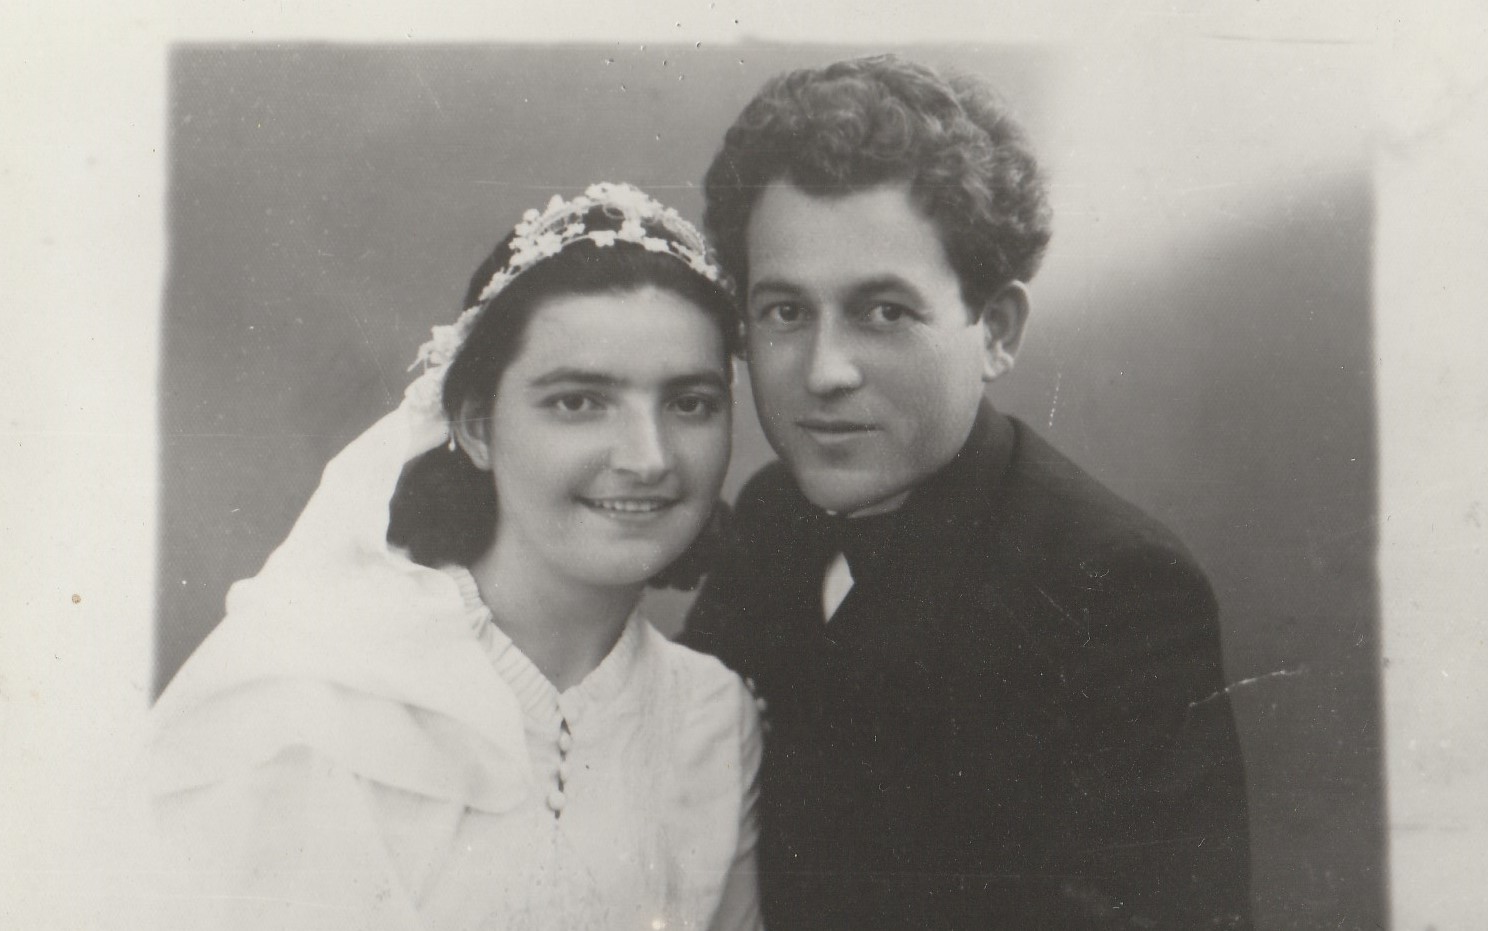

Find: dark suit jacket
<box><xmin>684</xmin><ymin>404</ymin><xmax>1251</xmax><ymax>929</ymax></box>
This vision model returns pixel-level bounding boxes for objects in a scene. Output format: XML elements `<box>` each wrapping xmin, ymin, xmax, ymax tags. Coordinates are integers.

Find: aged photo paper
<box><xmin>3</xmin><ymin>2</ymin><xmax>1484</xmax><ymax>928</ymax></box>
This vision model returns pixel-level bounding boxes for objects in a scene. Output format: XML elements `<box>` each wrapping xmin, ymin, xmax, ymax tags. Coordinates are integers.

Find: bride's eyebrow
<box><xmin>526</xmin><ymin>369</ymin><xmax>728</xmax><ymax>392</ymax></box>
<box><xmin>526</xmin><ymin>368</ymin><xmax>619</xmax><ymax>389</ymax></box>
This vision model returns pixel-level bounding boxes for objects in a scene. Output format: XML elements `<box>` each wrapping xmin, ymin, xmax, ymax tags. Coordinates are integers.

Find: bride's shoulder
<box><xmin>636</xmin><ymin>624</ymin><xmax>760</xmax><ymax>790</ymax></box>
<box><xmin>639</xmin><ymin>621</ymin><xmax>753</xmax><ymax>715</ymax></box>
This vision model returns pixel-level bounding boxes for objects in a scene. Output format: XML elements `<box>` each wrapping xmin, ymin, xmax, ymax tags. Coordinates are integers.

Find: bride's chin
<box><xmin>569</xmin><ymin>543</ymin><xmax>692</xmax><ymax>587</ymax></box>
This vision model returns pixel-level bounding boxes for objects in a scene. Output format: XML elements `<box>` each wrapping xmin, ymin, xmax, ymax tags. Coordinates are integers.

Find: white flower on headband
<box><xmin>404</xmin><ymin>368</ymin><xmax>444</xmax><ymax>412</ymax></box>
<box><xmin>406</xmin><ymin>183</ymin><xmax>731</xmax><ymax>419</ymax></box>
<box><xmin>683</xmin><ymin>250</ymin><xmax>721</xmax><ymax>282</ymax></box>
<box><xmin>409</xmin><ymin>306</ymin><xmax>482</xmax><ymax>370</ymax></box>
<box><xmin>617</xmin><ymin>219</ymin><xmax>647</xmax><ymax>243</ymax></box>
<box><xmin>420</xmin><ymin>324</ymin><xmax>462</xmax><ymax>367</ymax></box>
<box><xmin>592</xmin><ymin>182</ymin><xmax>654</xmax><ymax>215</ymax></box>
<box><xmin>477</xmin><ymin>270</ymin><xmax>515</xmax><ymax>303</ymax></box>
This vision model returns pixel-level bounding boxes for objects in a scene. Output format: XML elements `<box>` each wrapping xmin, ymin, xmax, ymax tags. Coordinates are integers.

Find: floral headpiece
<box><xmin>404</xmin><ymin>183</ymin><xmax>730</xmax><ymax>417</ymax></box>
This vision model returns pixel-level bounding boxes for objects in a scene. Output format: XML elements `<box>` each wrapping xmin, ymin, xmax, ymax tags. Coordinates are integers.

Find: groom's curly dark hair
<box><xmin>703</xmin><ymin>54</ymin><xmax>1053</xmax><ymax>310</ymax></box>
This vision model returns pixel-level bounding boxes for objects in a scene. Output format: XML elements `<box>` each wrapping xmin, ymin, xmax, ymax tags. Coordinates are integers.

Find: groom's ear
<box><xmin>451</xmin><ymin>401</ymin><xmax>494</xmax><ymax>471</ymax></box>
<box><xmin>976</xmin><ymin>281</ymin><xmax>1030</xmax><ymax>381</ymax></box>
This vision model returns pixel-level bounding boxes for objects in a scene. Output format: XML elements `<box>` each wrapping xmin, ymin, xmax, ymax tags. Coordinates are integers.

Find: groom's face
<box><xmin>742</xmin><ymin>181</ymin><xmax>994</xmax><ymax>516</ymax></box>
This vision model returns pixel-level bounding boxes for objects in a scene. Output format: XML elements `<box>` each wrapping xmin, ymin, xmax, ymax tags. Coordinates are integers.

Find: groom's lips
<box><xmin>797</xmin><ymin>417</ymin><xmax>879</xmax><ymax>444</ymax></box>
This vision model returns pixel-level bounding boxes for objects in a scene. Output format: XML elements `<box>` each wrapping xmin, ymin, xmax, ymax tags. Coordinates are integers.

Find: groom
<box><xmin>684</xmin><ymin>55</ymin><xmax>1252</xmax><ymax>929</ymax></box>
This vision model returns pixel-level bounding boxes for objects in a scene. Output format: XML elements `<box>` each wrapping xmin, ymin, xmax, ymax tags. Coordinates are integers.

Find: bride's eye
<box><xmin>549</xmin><ymin>393</ymin><xmax>603</xmax><ymax>415</ymax></box>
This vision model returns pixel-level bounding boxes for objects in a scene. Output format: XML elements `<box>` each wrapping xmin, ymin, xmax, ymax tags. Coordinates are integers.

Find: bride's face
<box><xmin>467</xmin><ymin>285</ymin><xmax>732</xmax><ymax>590</ymax></box>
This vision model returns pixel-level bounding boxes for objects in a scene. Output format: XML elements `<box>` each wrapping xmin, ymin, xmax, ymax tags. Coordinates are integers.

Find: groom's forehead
<box><xmin>742</xmin><ymin>181</ymin><xmax>956</xmax><ymax>293</ymax></box>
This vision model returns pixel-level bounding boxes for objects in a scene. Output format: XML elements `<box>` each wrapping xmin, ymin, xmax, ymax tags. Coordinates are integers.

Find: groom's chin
<box><xmin>789</xmin><ymin>464</ymin><xmax>909</xmax><ymax>518</ymax></box>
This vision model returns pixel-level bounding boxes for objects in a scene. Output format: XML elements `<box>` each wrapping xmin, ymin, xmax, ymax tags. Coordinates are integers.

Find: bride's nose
<box><xmin>609</xmin><ymin>409</ymin><xmax>671</xmax><ymax>482</ymax></box>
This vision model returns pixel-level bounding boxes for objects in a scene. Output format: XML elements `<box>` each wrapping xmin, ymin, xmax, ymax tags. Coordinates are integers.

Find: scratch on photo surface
<box><xmin>1033</xmin><ymin>583</ymin><xmax>1075</xmax><ymax>626</ymax></box>
<box><xmin>1173</xmin><ymin>181</ymin><xmax>1242</xmax><ymax>195</ymax></box>
<box><xmin>1189</xmin><ymin>666</ymin><xmax>1307</xmax><ymax>711</ymax></box>
<box><xmin>338</xmin><ymin>304</ymin><xmax>395</xmax><ymax>406</ymax></box>
<box><xmin>1047</xmin><ymin>371</ymin><xmax>1061</xmax><ymax>430</ymax></box>
<box><xmin>1202</xmin><ymin>34</ymin><xmax>1371</xmax><ymax>46</ymax></box>
<box><xmin>1081</xmin><ymin>833</ymin><xmax>1212</xmax><ymax>854</ymax></box>
<box><xmin>409</xmin><ymin>63</ymin><xmax>444</xmax><ymax>114</ymax></box>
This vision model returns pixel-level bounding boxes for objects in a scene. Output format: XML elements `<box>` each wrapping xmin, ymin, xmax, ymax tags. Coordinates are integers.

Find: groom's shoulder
<box><xmin>999</xmin><ymin>417</ymin><xmax>1194</xmax><ymax>561</ymax></box>
<box><xmin>992</xmin><ymin>420</ymin><xmax>1218</xmax><ymax>630</ymax></box>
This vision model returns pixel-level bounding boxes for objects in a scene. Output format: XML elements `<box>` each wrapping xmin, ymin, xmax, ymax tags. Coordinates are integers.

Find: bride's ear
<box><xmin>450</xmin><ymin>401</ymin><xmax>494</xmax><ymax>470</ymax></box>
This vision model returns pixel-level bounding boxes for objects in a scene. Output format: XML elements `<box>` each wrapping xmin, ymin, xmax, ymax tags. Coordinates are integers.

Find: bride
<box><xmin>145</xmin><ymin>183</ymin><xmax>761</xmax><ymax>931</ymax></box>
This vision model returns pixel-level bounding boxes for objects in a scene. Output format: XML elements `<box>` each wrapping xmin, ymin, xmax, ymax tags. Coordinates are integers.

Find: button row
<box><xmin>548</xmin><ymin>718</ymin><xmax>575</xmax><ymax>816</ymax></box>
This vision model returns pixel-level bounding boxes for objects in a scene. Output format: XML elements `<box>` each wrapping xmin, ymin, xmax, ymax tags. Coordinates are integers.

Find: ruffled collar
<box><xmin>443</xmin><ymin>565</ymin><xmax>647</xmax><ymax>734</ymax></box>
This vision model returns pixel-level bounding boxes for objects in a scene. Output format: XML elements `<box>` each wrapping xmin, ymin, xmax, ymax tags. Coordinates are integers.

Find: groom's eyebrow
<box><xmin>664</xmin><ymin>372</ymin><xmax>729</xmax><ymax>393</ymax></box>
<box><xmin>748</xmin><ymin>277</ymin><xmax>803</xmax><ymax>301</ymax></box>
<box><xmin>749</xmin><ymin>274</ymin><xmax>924</xmax><ymax>304</ymax></box>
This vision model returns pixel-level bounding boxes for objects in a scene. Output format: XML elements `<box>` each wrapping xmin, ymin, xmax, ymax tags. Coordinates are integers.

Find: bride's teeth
<box><xmin>591</xmin><ymin>499</ymin><xmax>665</xmax><ymax>512</ymax></box>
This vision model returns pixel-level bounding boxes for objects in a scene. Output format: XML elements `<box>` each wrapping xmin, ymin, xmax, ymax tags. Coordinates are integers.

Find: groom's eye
<box><xmin>669</xmin><ymin>392</ymin><xmax>723</xmax><ymax>418</ymax></box>
<box><xmin>755</xmin><ymin>302</ymin><xmax>808</xmax><ymax>328</ymax></box>
<box><xmin>862</xmin><ymin>302</ymin><xmax>913</xmax><ymax>326</ymax></box>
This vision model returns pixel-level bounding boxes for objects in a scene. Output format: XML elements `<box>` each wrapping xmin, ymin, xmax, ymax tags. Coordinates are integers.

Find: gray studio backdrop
<box><xmin>158</xmin><ymin>44</ymin><xmax>1379</xmax><ymax>930</ymax></box>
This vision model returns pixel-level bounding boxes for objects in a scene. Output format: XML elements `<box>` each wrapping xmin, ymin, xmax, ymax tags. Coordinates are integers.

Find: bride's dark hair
<box><xmin>387</xmin><ymin>208</ymin><xmax>738</xmax><ymax>590</ymax></box>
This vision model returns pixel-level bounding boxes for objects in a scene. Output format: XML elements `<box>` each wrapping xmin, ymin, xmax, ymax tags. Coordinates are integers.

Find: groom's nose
<box><xmin>804</xmin><ymin>314</ymin><xmax>864</xmax><ymax>397</ymax></box>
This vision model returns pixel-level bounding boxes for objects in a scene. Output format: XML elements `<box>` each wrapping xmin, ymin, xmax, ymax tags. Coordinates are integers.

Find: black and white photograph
<box><xmin>3</xmin><ymin>3</ymin><xmax>1484</xmax><ymax>930</ymax></box>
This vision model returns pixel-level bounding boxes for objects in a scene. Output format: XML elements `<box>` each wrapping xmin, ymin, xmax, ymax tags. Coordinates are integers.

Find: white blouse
<box><xmin>149</xmin><ymin>566</ymin><xmax>762</xmax><ymax>931</ymax></box>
